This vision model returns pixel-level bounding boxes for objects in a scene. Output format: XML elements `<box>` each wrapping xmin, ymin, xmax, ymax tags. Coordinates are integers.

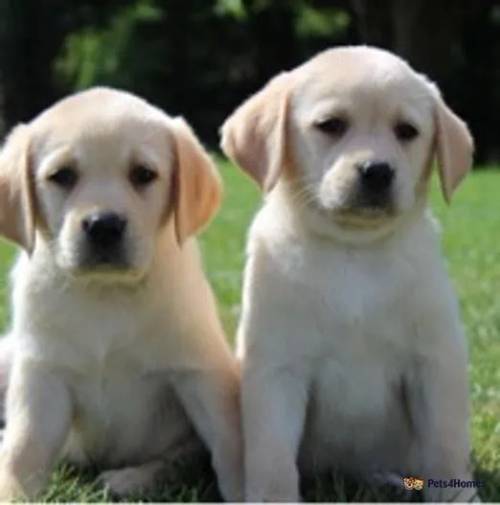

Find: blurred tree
<box><xmin>460</xmin><ymin>3</ymin><xmax>500</xmax><ymax>162</ymax></box>
<box><xmin>53</xmin><ymin>0</ymin><xmax>352</xmax><ymax>143</ymax></box>
<box><xmin>1</xmin><ymin>0</ymin><xmax>500</xmax><ymax>160</ymax></box>
<box><xmin>351</xmin><ymin>0</ymin><xmax>478</xmax><ymax>87</ymax></box>
<box><xmin>55</xmin><ymin>1</ymin><xmax>162</xmax><ymax>90</ymax></box>
<box><xmin>351</xmin><ymin>0</ymin><xmax>499</xmax><ymax>162</ymax></box>
<box><xmin>0</xmin><ymin>0</ymin><xmax>67</xmax><ymax>131</ymax></box>
<box><xmin>0</xmin><ymin>0</ymin><xmax>128</xmax><ymax>134</ymax></box>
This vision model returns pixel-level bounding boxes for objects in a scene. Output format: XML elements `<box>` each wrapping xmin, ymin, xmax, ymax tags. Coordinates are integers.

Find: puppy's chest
<box><xmin>66</xmin><ymin>367</ymin><xmax>173</xmax><ymax>461</ymax></box>
<box><xmin>289</xmin><ymin>247</ymin><xmax>417</xmax><ymax>353</ymax></box>
<box><xmin>71</xmin><ymin>367</ymin><xmax>160</xmax><ymax>423</ymax></box>
<box><xmin>21</xmin><ymin>285</ymin><xmax>182</xmax><ymax>371</ymax></box>
<box><xmin>292</xmin><ymin>254</ymin><xmax>414</xmax><ymax>453</ymax></box>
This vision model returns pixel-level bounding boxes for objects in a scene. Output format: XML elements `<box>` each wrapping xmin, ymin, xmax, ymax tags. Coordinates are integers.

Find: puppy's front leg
<box><xmin>0</xmin><ymin>359</ymin><xmax>72</xmax><ymax>500</ymax></box>
<box><xmin>408</xmin><ymin>343</ymin><xmax>477</xmax><ymax>502</ymax></box>
<box><xmin>242</xmin><ymin>367</ymin><xmax>309</xmax><ymax>502</ymax></box>
<box><xmin>172</xmin><ymin>366</ymin><xmax>243</xmax><ymax>501</ymax></box>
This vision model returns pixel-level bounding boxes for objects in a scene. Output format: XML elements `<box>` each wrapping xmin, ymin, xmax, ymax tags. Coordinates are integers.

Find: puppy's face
<box><xmin>35</xmin><ymin>110</ymin><xmax>169</xmax><ymax>280</ymax></box>
<box><xmin>290</xmin><ymin>51</ymin><xmax>434</xmax><ymax>230</ymax></box>
<box><xmin>222</xmin><ymin>46</ymin><xmax>473</xmax><ymax>242</ymax></box>
<box><xmin>0</xmin><ymin>88</ymin><xmax>221</xmax><ymax>282</ymax></box>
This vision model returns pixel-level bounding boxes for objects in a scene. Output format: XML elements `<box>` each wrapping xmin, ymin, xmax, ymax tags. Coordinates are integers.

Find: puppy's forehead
<box><xmin>293</xmin><ymin>47</ymin><xmax>432</xmax><ymax>114</ymax></box>
<box><xmin>31</xmin><ymin>88</ymin><xmax>172</xmax><ymax>158</ymax></box>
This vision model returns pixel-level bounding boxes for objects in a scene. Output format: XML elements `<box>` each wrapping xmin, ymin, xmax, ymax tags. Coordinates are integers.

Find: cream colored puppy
<box><xmin>222</xmin><ymin>46</ymin><xmax>476</xmax><ymax>502</ymax></box>
<box><xmin>0</xmin><ymin>88</ymin><xmax>242</xmax><ymax>501</ymax></box>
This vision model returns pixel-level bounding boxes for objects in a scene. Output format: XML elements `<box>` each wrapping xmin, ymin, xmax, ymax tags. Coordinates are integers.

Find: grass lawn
<box><xmin>0</xmin><ymin>162</ymin><xmax>498</xmax><ymax>502</ymax></box>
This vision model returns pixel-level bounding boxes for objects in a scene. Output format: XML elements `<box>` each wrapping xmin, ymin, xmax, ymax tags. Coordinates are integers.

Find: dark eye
<box><xmin>48</xmin><ymin>166</ymin><xmax>78</xmax><ymax>189</ymax></box>
<box><xmin>315</xmin><ymin>117</ymin><xmax>348</xmax><ymax>137</ymax></box>
<box><xmin>394</xmin><ymin>122</ymin><xmax>419</xmax><ymax>142</ymax></box>
<box><xmin>129</xmin><ymin>165</ymin><xmax>158</xmax><ymax>188</ymax></box>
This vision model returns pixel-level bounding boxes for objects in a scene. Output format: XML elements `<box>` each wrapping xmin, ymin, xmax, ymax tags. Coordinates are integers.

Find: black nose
<box><xmin>82</xmin><ymin>212</ymin><xmax>127</xmax><ymax>248</ymax></box>
<box><xmin>357</xmin><ymin>161</ymin><xmax>395</xmax><ymax>191</ymax></box>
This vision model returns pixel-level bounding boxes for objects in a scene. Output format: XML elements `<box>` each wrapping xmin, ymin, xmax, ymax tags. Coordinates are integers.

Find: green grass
<box><xmin>0</xmin><ymin>163</ymin><xmax>498</xmax><ymax>502</ymax></box>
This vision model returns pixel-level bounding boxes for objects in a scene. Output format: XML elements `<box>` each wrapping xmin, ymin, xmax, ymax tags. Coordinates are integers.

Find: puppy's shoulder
<box><xmin>246</xmin><ymin>191</ymin><xmax>305</xmax><ymax>249</ymax></box>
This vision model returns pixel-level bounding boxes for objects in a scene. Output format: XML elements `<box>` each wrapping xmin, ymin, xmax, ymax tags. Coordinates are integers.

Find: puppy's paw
<box><xmin>97</xmin><ymin>462</ymin><xmax>162</xmax><ymax>497</ymax></box>
<box><xmin>246</xmin><ymin>457</ymin><xmax>301</xmax><ymax>502</ymax></box>
<box><xmin>246</xmin><ymin>490</ymin><xmax>301</xmax><ymax>502</ymax></box>
<box><xmin>246</xmin><ymin>481</ymin><xmax>301</xmax><ymax>502</ymax></box>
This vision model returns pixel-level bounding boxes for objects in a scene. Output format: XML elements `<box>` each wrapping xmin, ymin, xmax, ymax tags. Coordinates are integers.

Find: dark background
<box><xmin>1</xmin><ymin>0</ymin><xmax>499</xmax><ymax>163</ymax></box>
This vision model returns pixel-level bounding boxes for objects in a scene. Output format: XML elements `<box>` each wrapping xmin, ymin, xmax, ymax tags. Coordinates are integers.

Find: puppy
<box><xmin>0</xmin><ymin>88</ymin><xmax>242</xmax><ymax>501</ymax></box>
<box><xmin>222</xmin><ymin>46</ymin><xmax>476</xmax><ymax>502</ymax></box>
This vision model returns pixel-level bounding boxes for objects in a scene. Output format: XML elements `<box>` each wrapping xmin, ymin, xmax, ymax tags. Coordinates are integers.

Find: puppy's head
<box><xmin>222</xmin><ymin>46</ymin><xmax>473</xmax><ymax>241</ymax></box>
<box><xmin>0</xmin><ymin>88</ymin><xmax>221</xmax><ymax>282</ymax></box>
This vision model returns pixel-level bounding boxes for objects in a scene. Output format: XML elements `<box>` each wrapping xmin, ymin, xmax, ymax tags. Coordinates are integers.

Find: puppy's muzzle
<box><xmin>82</xmin><ymin>211</ymin><xmax>127</xmax><ymax>264</ymax></box>
<box><xmin>356</xmin><ymin>160</ymin><xmax>395</xmax><ymax>210</ymax></box>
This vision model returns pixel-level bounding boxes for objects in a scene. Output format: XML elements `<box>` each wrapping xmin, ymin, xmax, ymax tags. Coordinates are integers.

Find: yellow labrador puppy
<box><xmin>222</xmin><ymin>46</ymin><xmax>475</xmax><ymax>502</ymax></box>
<box><xmin>0</xmin><ymin>88</ymin><xmax>242</xmax><ymax>501</ymax></box>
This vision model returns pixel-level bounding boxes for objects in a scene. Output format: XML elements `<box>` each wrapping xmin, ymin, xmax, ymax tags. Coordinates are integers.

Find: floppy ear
<box><xmin>171</xmin><ymin>117</ymin><xmax>222</xmax><ymax>246</ymax></box>
<box><xmin>0</xmin><ymin>125</ymin><xmax>36</xmax><ymax>252</ymax></box>
<box><xmin>433</xmin><ymin>93</ymin><xmax>474</xmax><ymax>203</ymax></box>
<box><xmin>220</xmin><ymin>72</ymin><xmax>291</xmax><ymax>192</ymax></box>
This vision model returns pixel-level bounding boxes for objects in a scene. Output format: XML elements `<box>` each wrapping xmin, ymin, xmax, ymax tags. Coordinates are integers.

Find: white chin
<box><xmin>304</xmin><ymin>207</ymin><xmax>399</xmax><ymax>245</ymax></box>
<box><xmin>333</xmin><ymin>210</ymin><xmax>394</xmax><ymax>229</ymax></box>
<box><xmin>66</xmin><ymin>265</ymin><xmax>146</xmax><ymax>285</ymax></box>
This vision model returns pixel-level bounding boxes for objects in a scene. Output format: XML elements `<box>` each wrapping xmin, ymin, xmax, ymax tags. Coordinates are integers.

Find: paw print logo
<box><xmin>403</xmin><ymin>477</ymin><xmax>424</xmax><ymax>490</ymax></box>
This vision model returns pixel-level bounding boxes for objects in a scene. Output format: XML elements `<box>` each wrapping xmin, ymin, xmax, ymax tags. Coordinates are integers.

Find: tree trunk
<box><xmin>0</xmin><ymin>0</ymin><xmax>68</xmax><ymax>134</ymax></box>
<box><xmin>351</xmin><ymin>0</ymin><xmax>479</xmax><ymax>84</ymax></box>
<box><xmin>351</xmin><ymin>0</ymin><xmax>393</xmax><ymax>50</ymax></box>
